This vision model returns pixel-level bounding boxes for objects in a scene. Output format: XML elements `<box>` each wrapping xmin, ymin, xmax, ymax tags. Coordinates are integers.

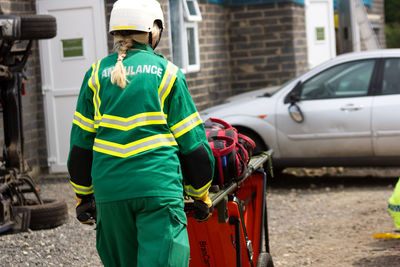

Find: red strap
<box><xmin>238</xmin><ymin>133</ymin><xmax>256</xmax><ymax>149</ymax></box>
<box><xmin>210</xmin><ymin>136</ymin><xmax>235</xmax><ymax>157</ymax></box>
<box><xmin>209</xmin><ymin>117</ymin><xmax>233</xmax><ymax>129</ymax></box>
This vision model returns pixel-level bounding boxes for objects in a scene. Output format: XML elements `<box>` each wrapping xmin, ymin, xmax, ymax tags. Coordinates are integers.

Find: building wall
<box><xmin>187</xmin><ymin>2</ymin><xmax>232</xmax><ymax>110</ymax></box>
<box><xmin>228</xmin><ymin>2</ymin><xmax>307</xmax><ymax>96</ymax></box>
<box><xmin>0</xmin><ymin>0</ymin><xmax>48</xmax><ymax>176</ymax></box>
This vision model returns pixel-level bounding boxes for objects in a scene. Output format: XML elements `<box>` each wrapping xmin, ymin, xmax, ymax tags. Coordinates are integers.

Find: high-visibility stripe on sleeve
<box><xmin>158</xmin><ymin>62</ymin><xmax>178</xmax><ymax>111</ymax></box>
<box><xmin>88</xmin><ymin>60</ymin><xmax>102</xmax><ymax>128</ymax></box>
<box><xmin>184</xmin><ymin>179</ymin><xmax>212</xmax><ymax>198</ymax></box>
<box><xmin>93</xmin><ymin>134</ymin><xmax>177</xmax><ymax>158</ymax></box>
<box><xmin>170</xmin><ymin>112</ymin><xmax>202</xmax><ymax>138</ymax></box>
<box><xmin>99</xmin><ymin>112</ymin><xmax>167</xmax><ymax>131</ymax></box>
<box><xmin>70</xmin><ymin>181</ymin><xmax>94</xmax><ymax>195</ymax></box>
<box><xmin>389</xmin><ymin>204</ymin><xmax>400</xmax><ymax>212</ymax></box>
<box><xmin>73</xmin><ymin>111</ymin><xmax>96</xmax><ymax>133</ymax></box>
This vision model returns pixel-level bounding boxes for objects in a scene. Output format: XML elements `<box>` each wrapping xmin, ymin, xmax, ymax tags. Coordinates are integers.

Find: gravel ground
<box><xmin>1</xmin><ymin>168</ymin><xmax>400</xmax><ymax>266</ymax></box>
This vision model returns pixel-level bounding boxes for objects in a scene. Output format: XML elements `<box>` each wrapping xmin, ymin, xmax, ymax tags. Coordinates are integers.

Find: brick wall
<box><xmin>228</xmin><ymin>2</ymin><xmax>307</xmax><ymax>95</ymax></box>
<box><xmin>186</xmin><ymin>2</ymin><xmax>232</xmax><ymax>110</ymax></box>
<box><xmin>0</xmin><ymin>0</ymin><xmax>48</xmax><ymax>176</ymax></box>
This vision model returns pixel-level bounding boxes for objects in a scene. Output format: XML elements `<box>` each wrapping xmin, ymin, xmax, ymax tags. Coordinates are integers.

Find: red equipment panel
<box><xmin>186</xmin><ymin>172</ymin><xmax>265</xmax><ymax>267</ymax></box>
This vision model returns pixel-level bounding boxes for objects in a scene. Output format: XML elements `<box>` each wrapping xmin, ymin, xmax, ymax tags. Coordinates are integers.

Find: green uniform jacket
<box><xmin>68</xmin><ymin>44</ymin><xmax>214</xmax><ymax>203</ymax></box>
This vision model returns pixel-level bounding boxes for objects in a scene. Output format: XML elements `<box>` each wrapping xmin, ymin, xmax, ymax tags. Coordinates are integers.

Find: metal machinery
<box><xmin>0</xmin><ymin>14</ymin><xmax>67</xmax><ymax>233</ymax></box>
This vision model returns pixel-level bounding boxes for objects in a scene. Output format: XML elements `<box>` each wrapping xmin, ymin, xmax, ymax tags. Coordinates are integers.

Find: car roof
<box><xmin>335</xmin><ymin>49</ymin><xmax>400</xmax><ymax>60</ymax></box>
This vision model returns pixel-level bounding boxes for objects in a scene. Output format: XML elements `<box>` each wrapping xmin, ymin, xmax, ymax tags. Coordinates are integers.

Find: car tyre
<box><xmin>18</xmin><ymin>199</ymin><xmax>68</xmax><ymax>230</ymax></box>
<box><xmin>20</xmin><ymin>14</ymin><xmax>56</xmax><ymax>40</ymax></box>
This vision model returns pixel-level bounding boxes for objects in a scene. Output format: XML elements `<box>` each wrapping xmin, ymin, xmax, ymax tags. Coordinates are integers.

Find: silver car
<box><xmin>201</xmin><ymin>49</ymin><xmax>400</xmax><ymax>170</ymax></box>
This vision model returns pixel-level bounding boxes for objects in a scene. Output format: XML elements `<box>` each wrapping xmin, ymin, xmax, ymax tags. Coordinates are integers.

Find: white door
<box><xmin>37</xmin><ymin>0</ymin><xmax>108</xmax><ymax>173</ymax></box>
<box><xmin>305</xmin><ymin>0</ymin><xmax>336</xmax><ymax>68</ymax></box>
<box><xmin>276</xmin><ymin>58</ymin><xmax>376</xmax><ymax>158</ymax></box>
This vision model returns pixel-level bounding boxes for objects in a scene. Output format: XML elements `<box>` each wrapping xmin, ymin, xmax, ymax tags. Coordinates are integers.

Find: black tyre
<box><xmin>256</xmin><ymin>252</ymin><xmax>274</xmax><ymax>267</ymax></box>
<box><xmin>19</xmin><ymin>199</ymin><xmax>68</xmax><ymax>230</ymax></box>
<box><xmin>20</xmin><ymin>15</ymin><xmax>56</xmax><ymax>40</ymax></box>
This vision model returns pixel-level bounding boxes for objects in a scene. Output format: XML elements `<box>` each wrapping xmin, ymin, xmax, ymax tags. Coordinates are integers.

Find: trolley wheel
<box><xmin>18</xmin><ymin>199</ymin><xmax>68</xmax><ymax>230</ymax></box>
<box><xmin>256</xmin><ymin>252</ymin><xmax>274</xmax><ymax>267</ymax></box>
<box><xmin>20</xmin><ymin>15</ymin><xmax>57</xmax><ymax>40</ymax></box>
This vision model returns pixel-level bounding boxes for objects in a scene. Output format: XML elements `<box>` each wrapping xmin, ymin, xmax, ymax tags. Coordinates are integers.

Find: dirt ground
<box><xmin>266</xmin><ymin>167</ymin><xmax>400</xmax><ymax>267</ymax></box>
<box><xmin>2</xmin><ymin>167</ymin><xmax>400</xmax><ymax>266</ymax></box>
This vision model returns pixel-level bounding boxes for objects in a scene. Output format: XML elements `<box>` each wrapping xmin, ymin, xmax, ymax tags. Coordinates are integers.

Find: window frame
<box><xmin>182</xmin><ymin>0</ymin><xmax>202</xmax><ymax>22</ymax></box>
<box><xmin>169</xmin><ymin>0</ymin><xmax>202</xmax><ymax>73</ymax></box>
<box><xmin>182</xmin><ymin>22</ymin><xmax>200</xmax><ymax>73</ymax></box>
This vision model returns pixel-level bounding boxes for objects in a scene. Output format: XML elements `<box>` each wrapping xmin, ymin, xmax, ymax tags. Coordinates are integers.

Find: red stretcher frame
<box><xmin>185</xmin><ymin>152</ymin><xmax>273</xmax><ymax>267</ymax></box>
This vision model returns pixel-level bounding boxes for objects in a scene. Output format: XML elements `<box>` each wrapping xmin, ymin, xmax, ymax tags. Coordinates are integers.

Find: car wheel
<box><xmin>235</xmin><ymin>128</ymin><xmax>267</xmax><ymax>155</ymax></box>
<box><xmin>20</xmin><ymin>15</ymin><xmax>56</xmax><ymax>40</ymax></box>
<box><xmin>17</xmin><ymin>199</ymin><xmax>68</xmax><ymax>230</ymax></box>
<box><xmin>256</xmin><ymin>252</ymin><xmax>274</xmax><ymax>267</ymax></box>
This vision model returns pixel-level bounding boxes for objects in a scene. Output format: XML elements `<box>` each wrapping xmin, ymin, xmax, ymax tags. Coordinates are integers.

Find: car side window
<box><xmin>382</xmin><ymin>59</ymin><xmax>400</xmax><ymax>95</ymax></box>
<box><xmin>300</xmin><ymin>59</ymin><xmax>375</xmax><ymax>100</ymax></box>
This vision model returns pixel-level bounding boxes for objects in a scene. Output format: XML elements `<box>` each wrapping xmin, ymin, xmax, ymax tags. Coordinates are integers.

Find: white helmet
<box><xmin>109</xmin><ymin>0</ymin><xmax>164</xmax><ymax>33</ymax></box>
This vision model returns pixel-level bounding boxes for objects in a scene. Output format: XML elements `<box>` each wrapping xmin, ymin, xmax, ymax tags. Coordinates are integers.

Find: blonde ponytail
<box><xmin>111</xmin><ymin>37</ymin><xmax>132</xmax><ymax>89</ymax></box>
<box><xmin>110</xmin><ymin>30</ymin><xmax>150</xmax><ymax>88</ymax></box>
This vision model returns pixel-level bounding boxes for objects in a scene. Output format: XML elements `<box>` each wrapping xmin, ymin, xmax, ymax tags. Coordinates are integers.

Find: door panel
<box><xmin>37</xmin><ymin>0</ymin><xmax>108</xmax><ymax>172</ymax></box>
<box><xmin>276</xmin><ymin>59</ymin><xmax>376</xmax><ymax>158</ymax></box>
<box><xmin>276</xmin><ymin>97</ymin><xmax>373</xmax><ymax>158</ymax></box>
<box><xmin>372</xmin><ymin>58</ymin><xmax>400</xmax><ymax>156</ymax></box>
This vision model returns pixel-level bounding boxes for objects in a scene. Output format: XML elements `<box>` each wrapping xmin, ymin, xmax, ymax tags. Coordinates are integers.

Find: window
<box><xmin>169</xmin><ymin>0</ymin><xmax>201</xmax><ymax>73</ymax></box>
<box><xmin>382</xmin><ymin>59</ymin><xmax>400</xmax><ymax>95</ymax></box>
<box><xmin>300</xmin><ymin>60</ymin><xmax>375</xmax><ymax>100</ymax></box>
<box><xmin>183</xmin><ymin>0</ymin><xmax>202</xmax><ymax>21</ymax></box>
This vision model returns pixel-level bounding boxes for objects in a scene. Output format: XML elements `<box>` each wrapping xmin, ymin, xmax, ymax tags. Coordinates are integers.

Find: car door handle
<box><xmin>340</xmin><ymin>104</ymin><xmax>363</xmax><ymax>111</ymax></box>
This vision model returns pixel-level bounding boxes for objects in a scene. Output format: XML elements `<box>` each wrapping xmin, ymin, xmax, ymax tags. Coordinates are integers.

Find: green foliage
<box><xmin>385</xmin><ymin>0</ymin><xmax>400</xmax><ymax>24</ymax></box>
<box><xmin>386</xmin><ymin>23</ymin><xmax>400</xmax><ymax>48</ymax></box>
<box><xmin>385</xmin><ymin>0</ymin><xmax>400</xmax><ymax>47</ymax></box>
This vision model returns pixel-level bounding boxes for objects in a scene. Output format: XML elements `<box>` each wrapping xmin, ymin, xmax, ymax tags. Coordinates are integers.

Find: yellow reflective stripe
<box><xmin>170</xmin><ymin>112</ymin><xmax>202</xmax><ymax>138</ymax></box>
<box><xmin>184</xmin><ymin>180</ymin><xmax>212</xmax><ymax>198</ymax></box>
<box><xmin>93</xmin><ymin>133</ymin><xmax>177</xmax><ymax>158</ymax></box>
<box><xmin>73</xmin><ymin>111</ymin><xmax>96</xmax><ymax>133</ymax></box>
<box><xmin>113</xmin><ymin>26</ymin><xmax>137</xmax><ymax>30</ymax></box>
<box><xmin>88</xmin><ymin>60</ymin><xmax>102</xmax><ymax>128</ymax></box>
<box><xmin>99</xmin><ymin>112</ymin><xmax>166</xmax><ymax>131</ymax></box>
<box><xmin>70</xmin><ymin>181</ymin><xmax>94</xmax><ymax>195</ymax></box>
<box><xmin>158</xmin><ymin>62</ymin><xmax>178</xmax><ymax>111</ymax></box>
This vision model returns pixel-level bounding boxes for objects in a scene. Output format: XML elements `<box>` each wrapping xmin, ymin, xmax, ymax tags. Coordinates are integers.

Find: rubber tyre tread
<box><xmin>20</xmin><ymin>199</ymin><xmax>68</xmax><ymax>230</ymax></box>
<box><xmin>20</xmin><ymin>15</ymin><xmax>56</xmax><ymax>40</ymax></box>
<box><xmin>256</xmin><ymin>252</ymin><xmax>274</xmax><ymax>267</ymax></box>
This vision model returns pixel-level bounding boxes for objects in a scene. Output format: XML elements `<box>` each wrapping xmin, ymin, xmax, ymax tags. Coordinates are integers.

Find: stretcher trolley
<box><xmin>185</xmin><ymin>151</ymin><xmax>274</xmax><ymax>267</ymax></box>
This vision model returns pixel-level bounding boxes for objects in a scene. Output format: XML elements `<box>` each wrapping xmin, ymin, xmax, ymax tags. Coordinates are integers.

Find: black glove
<box><xmin>76</xmin><ymin>194</ymin><xmax>97</xmax><ymax>225</ymax></box>
<box><xmin>193</xmin><ymin>192</ymin><xmax>214</xmax><ymax>222</ymax></box>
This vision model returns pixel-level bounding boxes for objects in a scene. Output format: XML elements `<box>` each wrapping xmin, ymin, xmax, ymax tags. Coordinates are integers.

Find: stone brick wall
<box><xmin>186</xmin><ymin>2</ymin><xmax>231</xmax><ymax>110</ymax></box>
<box><xmin>228</xmin><ymin>2</ymin><xmax>307</xmax><ymax>95</ymax></box>
<box><xmin>0</xmin><ymin>0</ymin><xmax>48</xmax><ymax>176</ymax></box>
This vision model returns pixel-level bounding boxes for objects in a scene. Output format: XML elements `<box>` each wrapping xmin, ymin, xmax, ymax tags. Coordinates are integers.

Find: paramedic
<box><xmin>67</xmin><ymin>0</ymin><xmax>215</xmax><ymax>266</ymax></box>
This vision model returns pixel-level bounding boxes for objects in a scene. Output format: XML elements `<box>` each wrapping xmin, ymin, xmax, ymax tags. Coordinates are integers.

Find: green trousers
<box><xmin>96</xmin><ymin>197</ymin><xmax>189</xmax><ymax>267</ymax></box>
